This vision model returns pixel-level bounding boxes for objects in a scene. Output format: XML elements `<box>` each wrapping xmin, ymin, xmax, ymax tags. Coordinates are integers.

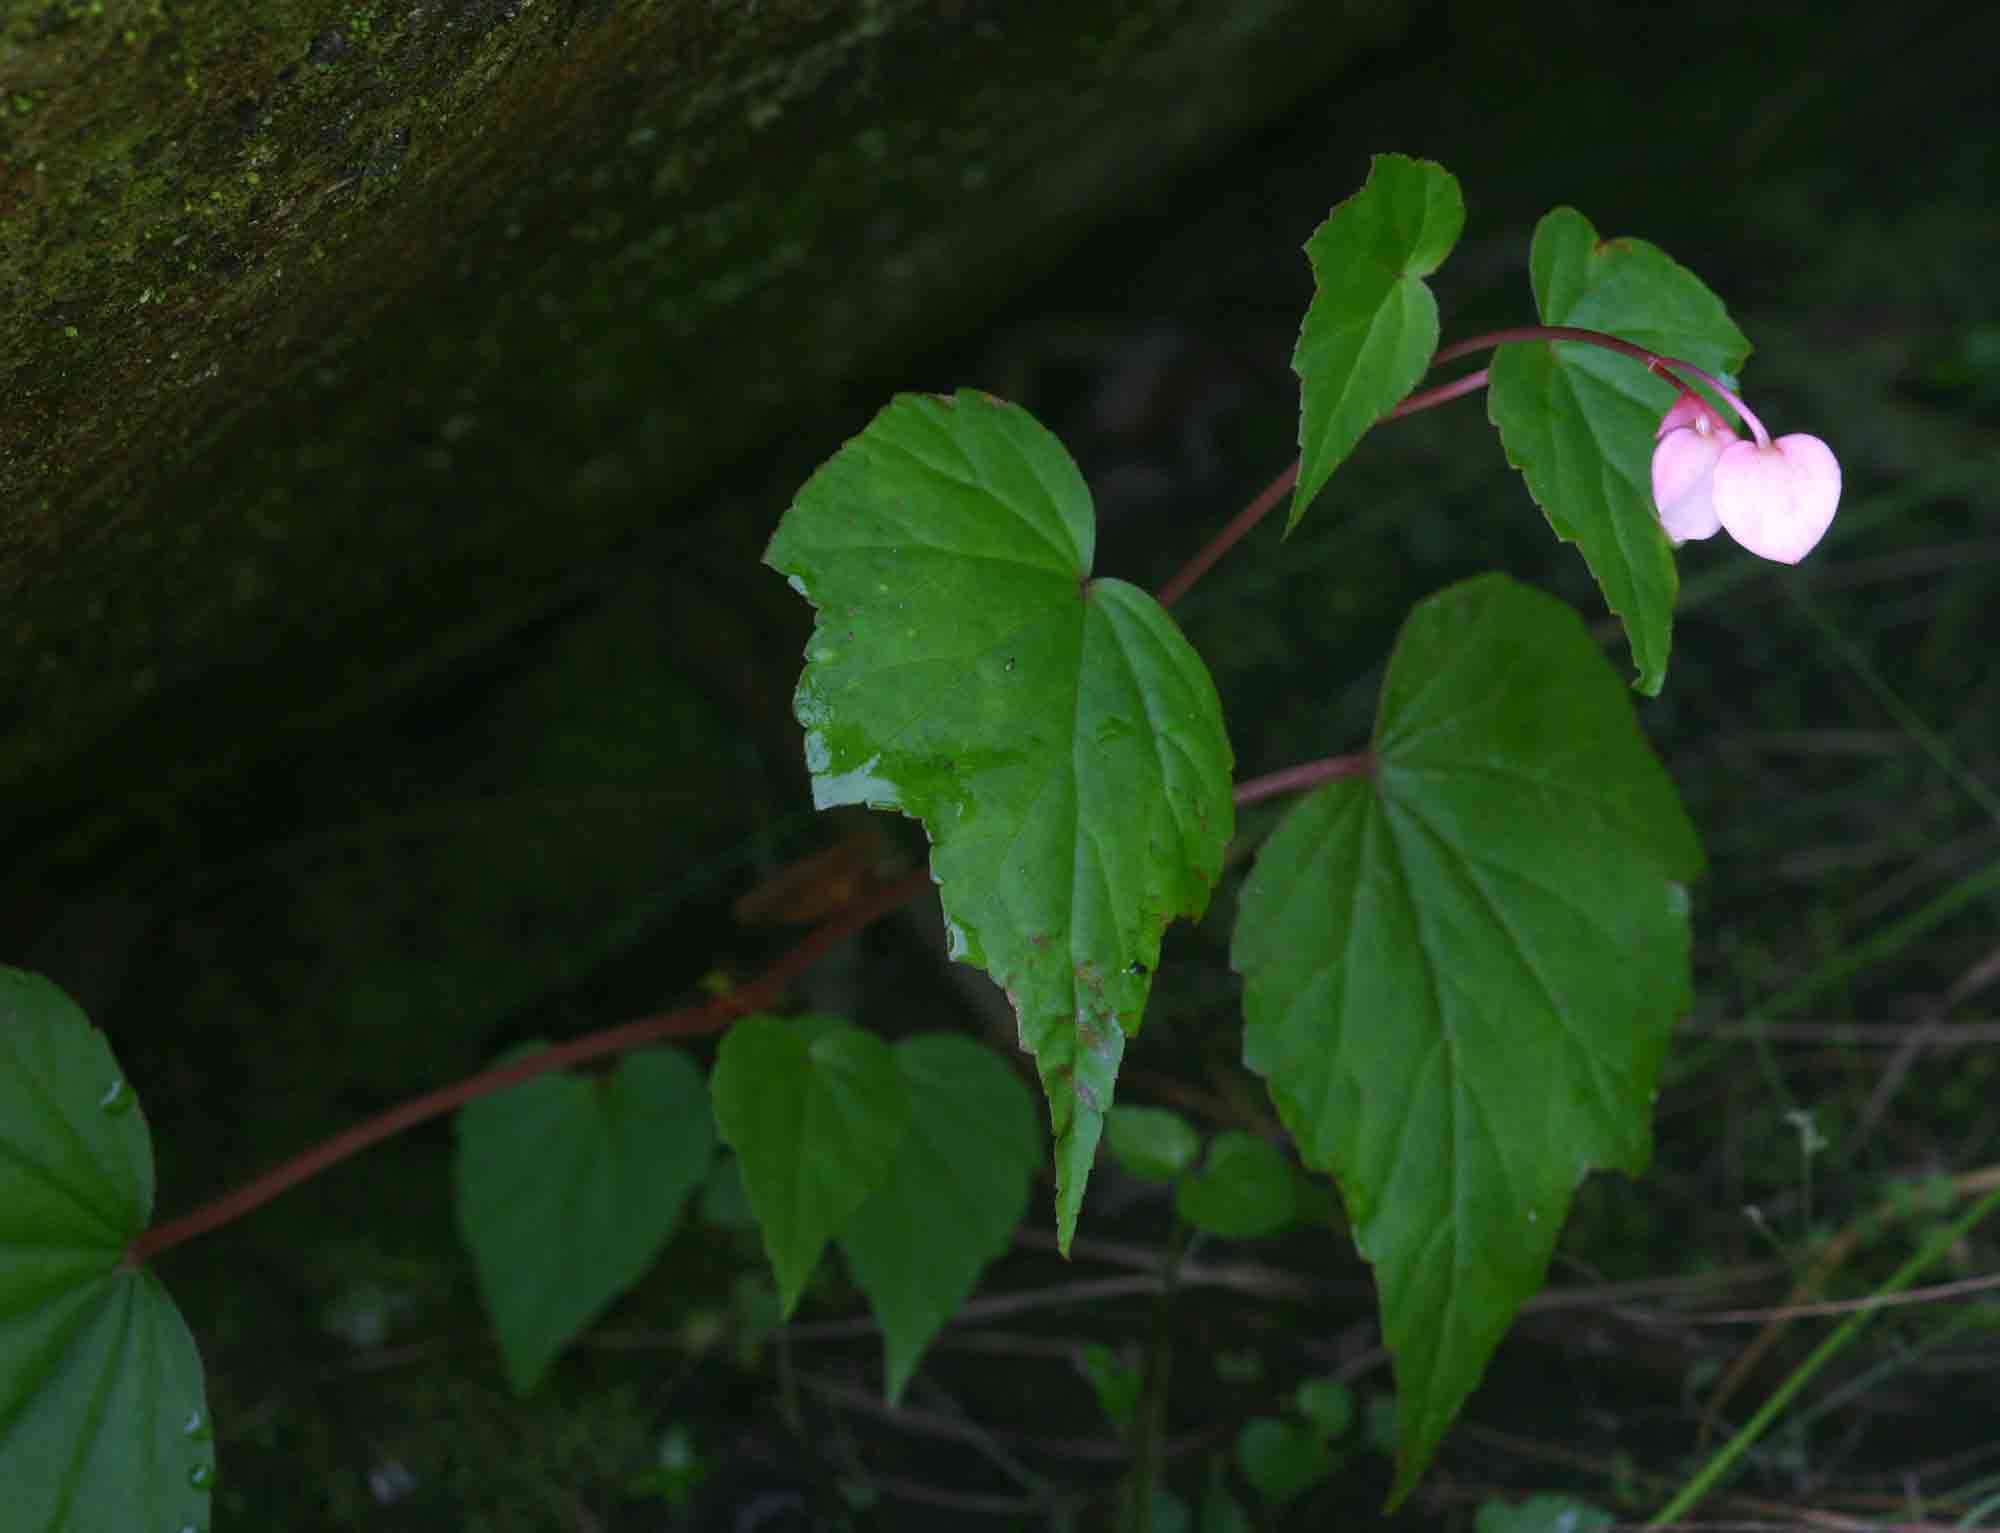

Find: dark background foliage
<box><xmin>7</xmin><ymin>0</ymin><xmax>2000</xmax><ymax>1526</ymax></box>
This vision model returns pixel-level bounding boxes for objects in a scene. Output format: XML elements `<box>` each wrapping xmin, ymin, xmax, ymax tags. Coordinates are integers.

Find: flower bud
<box><xmin>1650</xmin><ymin>394</ymin><xmax>1735</xmax><ymax>545</ymax></box>
<box><xmin>1651</xmin><ymin>389</ymin><xmax>1840</xmax><ymax>563</ymax></box>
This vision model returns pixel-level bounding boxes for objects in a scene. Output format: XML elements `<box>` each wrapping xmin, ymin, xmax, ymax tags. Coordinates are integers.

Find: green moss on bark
<box><xmin>1</xmin><ymin>0</ymin><xmax>1408</xmax><ymax>866</ymax></box>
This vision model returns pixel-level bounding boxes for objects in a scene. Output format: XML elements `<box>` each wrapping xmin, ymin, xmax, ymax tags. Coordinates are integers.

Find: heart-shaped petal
<box><xmin>1713</xmin><ymin>434</ymin><xmax>1841</xmax><ymax>564</ymax></box>
<box><xmin>1651</xmin><ymin>420</ymin><xmax>1731</xmax><ymax>544</ymax></box>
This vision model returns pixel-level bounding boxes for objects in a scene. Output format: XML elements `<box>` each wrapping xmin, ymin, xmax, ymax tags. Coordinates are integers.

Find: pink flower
<box><xmin>1710</xmin><ymin>433</ymin><xmax>1841</xmax><ymax>564</ymax></box>
<box><xmin>1651</xmin><ymin>388</ymin><xmax>1841</xmax><ymax>564</ymax></box>
<box><xmin>1651</xmin><ymin>394</ymin><xmax>1735</xmax><ymax>545</ymax></box>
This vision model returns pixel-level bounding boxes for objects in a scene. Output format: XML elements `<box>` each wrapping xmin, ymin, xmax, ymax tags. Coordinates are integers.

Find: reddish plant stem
<box><xmin>131</xmin><ymin>324</ymin><xmax>1680</xmax><ymax>1265</ymax></box>
<box><xmin>1384</xmin><ymin>366</ymin><xmax>1489</xmax><ymax>420</ymax></box>
<box><xmin>1154</xmin><ymin>458</ymin><xmax>1298</xmax><ymax>610</ymax></box>
<box><xmin>1152</xmin><ymin>365</ymin><xmax>1493</xmax><ymax>614</ymax></box>
<box><xmin>1235</xmin><ymin>754</ymin><xmax>1373</xmax><ymax>807</ymax></box>
<box><xmin>1157</xmin><ymin>322</ymin><xmax>1700</xmax><ymax>612</ymax></box>
<box><xmin>126</xmin><ymin>867</ymin><xmax>934</xmax><ymax>1266</ymax></box>
<box><xmin>1434</xmin><ymin>323</ymin><xmax>1667</xmax><ymax>372</ymax></box>
<box><xmin>130</xmin><ymin>747</ymin><xmax>1378</xmax><ymax>1263</ymax></box>
<box><xmin>1437</xmin><ymin>324</ymin><xmax>1757</xmax><ymax>429</ymax></box>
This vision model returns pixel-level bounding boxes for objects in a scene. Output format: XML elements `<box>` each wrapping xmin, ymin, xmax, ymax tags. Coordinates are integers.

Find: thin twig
<box><xmin>126</xmin><ymin>868</ymin><xmax>933</xmax><ymax>1264</ymax></box>
<box><xmin>1680</xmin><ymin>1267</ymin><xmax>2000</xmax><ymax>1325</ymax></box>
<box><xmin>1154</xmin><ymin>458</ymin><xmax>1297</xmax><ymax>610</ymax></box>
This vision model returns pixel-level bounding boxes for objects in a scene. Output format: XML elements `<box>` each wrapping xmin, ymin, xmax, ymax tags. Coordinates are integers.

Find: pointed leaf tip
<box><xmin>455</xmin><ymin>1043</ymin><xmax>713</xmax><ymax>1393</ymax></box>
<box><xmin>766</xmin><ymin>392</ymin><xmax>1233</xmax><ymax>1243</ymax></box>
<box><xmin>1290</xmin><ymin>154</ymin><xmax>1465</xmax><ymax>531</ymax></box>
<box><xmin>839</xmin><ymin>1035</ymin><xmax>1040</xmax><ymax>1401</ymax></box>
<box><xmin>712</xmin><ymin>1016</ymin><xmax>909</xmax><ymax>1317</ymax></box>
<box><xmin>1488</xmin><ymin>206</ymin><xmax>1749</xmax><ymax>693</ymax></box>
<box><xmin>1232</xmin><ymin>576</ymin><xmax>1700</xmax><ymax>1499</ymax></box>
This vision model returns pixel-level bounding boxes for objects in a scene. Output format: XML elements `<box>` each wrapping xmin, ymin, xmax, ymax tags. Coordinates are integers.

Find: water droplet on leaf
<box><xmin>99</xmin><ymin>1078</ymin><xmax>132</xmax><ymax>1114</ymax></box>
<box><xmin>183</xmin><ymin>1408</ymin><xmax>211</xmax><ymax>1440</ymax></box>
<box><xmin>188</xmin><ymin>1463</ymin><xmax>215</xmax><ymax>1489</ymax></box>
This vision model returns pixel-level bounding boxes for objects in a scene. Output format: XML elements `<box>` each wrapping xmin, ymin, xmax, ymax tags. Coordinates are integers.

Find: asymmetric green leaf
<box><xmin>1104</xmin><ymin>1103</ymin><xmax>1202</xmax><ymax>1184</ymax></box>
<box><xmin>1079</xmin><ymin>1341</ymin><xmax>1143</xmax><ymax>1430</ymax></box>
<box><xmin>0</xmin><ymin>968</ymin><xmax>214</xmax><ymax>1533</ymax></box>
<box><xmin>766</xmin><ymin>392</ymin><xmax>1234</xmax><ymax>1251</ymax></box>
<box><xmin>1294</xmin><ymin>1376</ymin><xmax>1355</xmax><ymax>1440</ymax></box>
<box><xmin>1237</xmin><ymin>1416</ymin><xmax>1334</xmax><ymax>1506</ymax></box>
<box><xmin>1487</xmin><ymin>207</ymin><xmax>1749</xmax><ymax>693</ymax></box>
<box><xmin>454</xmin><ymin>1044</ymin><xmax>713</xmax><ymax>1394</ymax></box>
<box><xmin>710</xmin><ymin>1015</ymin><xmax>909</xmax><ymax>1315</ymax></box>
<box><xmin>1174</xmin><ymin>1132</ymin><xmax>1297</xmax><ymax>1239</ymax></box>
<box><xmin>1232</xmin><ymin>575</ymin><xmax>1701</xmax><ymax>1505</ymax></box>
<box><xmin>1290</xmin><ymin>153</ymin><xmax>1464</xmax><ymax>531</ymax></box>
<box><xmin>838</xmin><ymin>1034</ymin><xmax>1041</xmax><ymax>1403</ymax></box>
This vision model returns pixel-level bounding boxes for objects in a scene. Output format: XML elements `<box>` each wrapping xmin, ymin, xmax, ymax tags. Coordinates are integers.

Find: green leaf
<box><xmin>0</xmin><ymin>969</ymin><xmax>214</xmax><ymax>1533</ymax></box>
<box><xmin>710</xmin><ymin>1015</ymin><xmax>909</xmax><ymax>1315</ymax></box>
<box><xmin>1201</xmin><ymin>1465</ymin><xmax>1254</xmax><ymax>1533</ymax></box>
<box><xmin>1078</xmin><ymin>1341</ymin><xmax>1143</xmax><ymax>1431</ymax></box>
<box><xmin>1290</xmin><ymin>153</ymin><xmax>1465</xmax><ymax>531</ymax></box>
<box><xmin>1231</xmin><ymin>574</ymin><xmax>1701</xmax><ymax>1505</ymax></box>
<box><xmin>1475</xmin><ymin>1494</ymin><xmax>1614</xmax><ymax>1533</ymax></box>
<box><xmin>697</xmin><ymin>1154</ymin><xmax>757</xmax><ymax>1230</ymax></box>
<box><xmin>1236</xmin><ymin>1416</ymin><xmax>1333</xmax><ymax>1506</ymax></box>
<box><xmin>1294</xmin><ymin>1376</ymin><xmax>1355</xmax><ymax>1440</ymax></box>
<box><xmin>1289</xmin><ymin>1166</ymin><xmax>1338</xmax><ymax>1227</ymax></box>
<box><xmin>1175</xmin><ymin>1132</ymin><xmax>1297</xmax><ymax>1239</ymax></box>
<box><xmin>1363</xmin><ymin>1393</ymin><xmax>1398</xmax><ymax>1456</ymax></box>
<box><xmin>454</xmin><ymin>1044</ymin><xmax>713</xmax><ymax>1394</ymax></box>
<box><xmin>1487</xmin><ymin>206</ymin><xmax>1750</xmax><ymax>694</ymax></box>
<box><xmin>838</xmin><ymin>1034</ymin><xmax>1040</xmax><ymax>1402</ymax></box>
<box><xmin>1104</xmin><ymin>1103</ymin><xmax>1202</xmax><ymax>1183</ymax></box>
<box><xmin>765</xmin><ymin>391</ymin><xmax>1234</xmax><ymax>1251</ymax></box>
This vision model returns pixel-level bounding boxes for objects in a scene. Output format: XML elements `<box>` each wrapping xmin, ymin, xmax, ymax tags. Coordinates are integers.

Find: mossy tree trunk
<box><xmin>2</xmin><ymin>0</ymin><xmax>1407</xmax><ymax>883</ymax></box>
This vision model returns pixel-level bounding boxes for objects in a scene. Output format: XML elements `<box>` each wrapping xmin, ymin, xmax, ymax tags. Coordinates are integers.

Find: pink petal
<box><xmin>1651</xmin><ymin>425</ymin><xmax>1729</xmax><ymax>543</ymax></box>
<box><xmin>1712</xmin><ymin>434</ymin><xmax>1842</xmax><ymax>564</ymax></box>
<box><xmin>1656</xmin><ymin>393</ymin><xmax>1729</xmax><ymax>440</ymax></box>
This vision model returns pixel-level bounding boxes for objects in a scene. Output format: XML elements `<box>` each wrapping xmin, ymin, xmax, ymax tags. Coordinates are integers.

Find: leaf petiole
<box><xmin>1157</xmin><ymin>323</ymin><xmax>1703</xmax><ymax>613</ymax></box>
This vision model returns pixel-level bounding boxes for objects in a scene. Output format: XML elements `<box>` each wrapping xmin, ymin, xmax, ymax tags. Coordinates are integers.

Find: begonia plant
<box><xmin>1</xmin><ymin>153</ymin><xmax>1855</xmax><ymax>1530</ymax></box>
